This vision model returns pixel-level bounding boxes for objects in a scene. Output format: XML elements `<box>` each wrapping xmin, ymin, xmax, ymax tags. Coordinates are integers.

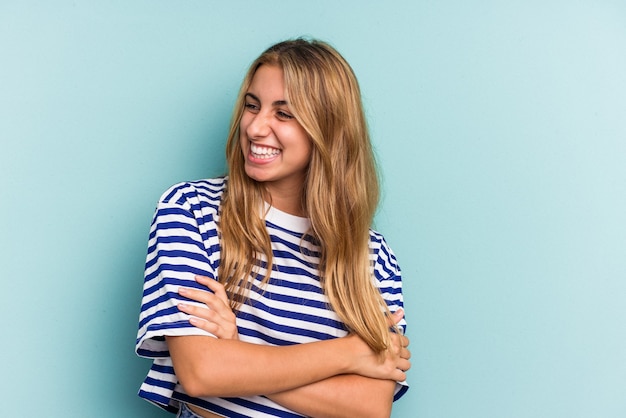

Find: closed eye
<box><xmin>244</xmin><ymin>102</ymin><xmax>259</xmax><ymax>112</ymax></box>
<box><xmin>277</xmin><ymin>110</ymin><xmax>294</xmax><ymax>120</ymax></box>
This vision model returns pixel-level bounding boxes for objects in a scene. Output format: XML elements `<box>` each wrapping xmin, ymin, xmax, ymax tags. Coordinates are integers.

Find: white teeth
<box><xmin>250</xmin><ymin>143</ymin><xmax>280</xmax><ymax>158</ymax></box>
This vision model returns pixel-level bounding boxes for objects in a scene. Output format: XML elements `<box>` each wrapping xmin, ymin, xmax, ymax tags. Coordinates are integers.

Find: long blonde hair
<box><xmin>218</xmin><ymin>38</ymin><xmax>393</xmax><ymax>352</ymax></box>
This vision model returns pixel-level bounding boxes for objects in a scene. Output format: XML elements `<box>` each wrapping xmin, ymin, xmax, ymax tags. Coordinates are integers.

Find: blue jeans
<box><xmin>177</xmin><ymin>403</ymin><xmax>204</xmax><ymax>418</ymax></box>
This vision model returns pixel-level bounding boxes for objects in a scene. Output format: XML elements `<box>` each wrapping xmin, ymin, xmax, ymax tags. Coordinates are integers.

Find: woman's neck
<box><xmin>264</xmin><ymin>183</ymin><xmax>305</xmax><ymax>217</ymax></box>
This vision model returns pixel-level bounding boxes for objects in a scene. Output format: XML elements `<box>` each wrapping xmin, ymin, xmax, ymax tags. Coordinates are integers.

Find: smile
<box><xmin>250</xmin><ymin>143</ymin><xmax>281</xmax><ymax>159</ymax></box>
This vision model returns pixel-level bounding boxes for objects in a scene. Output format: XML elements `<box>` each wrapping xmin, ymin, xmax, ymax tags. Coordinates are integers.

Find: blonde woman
<box><xmin>136</xmin><ymin>38</ymin><xmax>411</xmax><ymax>418</ymax></box>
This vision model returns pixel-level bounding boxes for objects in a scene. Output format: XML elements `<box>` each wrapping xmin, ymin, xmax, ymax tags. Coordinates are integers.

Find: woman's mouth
<box><xmin>250</xmin><ymin>143</ymin><xmax>281</xmax><ymax>159</ymax></box>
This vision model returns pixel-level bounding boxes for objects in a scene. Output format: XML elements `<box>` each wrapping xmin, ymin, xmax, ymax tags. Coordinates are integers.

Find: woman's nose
<box><xmin>246</xmin><ymin>112</ymin><xmax>271</xmax><ymax>139</ymax></box>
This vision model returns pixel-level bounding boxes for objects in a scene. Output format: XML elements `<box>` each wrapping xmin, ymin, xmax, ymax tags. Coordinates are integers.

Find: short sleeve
<box><xmin>370</xmin><ymin>231</ymin><xmax>409</xmax><ymax>401</ymax></box>
<box><xmin>136</xmin><ymin>184</ymin><xmax>222</xmax><ymax>358</ymax></box>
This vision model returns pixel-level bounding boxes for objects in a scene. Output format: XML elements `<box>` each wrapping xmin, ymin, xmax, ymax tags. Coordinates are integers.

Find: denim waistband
<box><xmin>177</xmin><ymin>403</ymin><xmax>205</xmax><ymax>418</ymax></box>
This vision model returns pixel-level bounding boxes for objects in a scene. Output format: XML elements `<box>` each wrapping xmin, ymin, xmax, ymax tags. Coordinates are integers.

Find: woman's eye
<box><xmin>277</xmin><ymin>110</ymin><xmax>294</xmax><ymax>120</ymax></box>
<box><xmin>244</xmin><ymin>103</ymin><xmax>259</xmax><ymax>111</ymax></box>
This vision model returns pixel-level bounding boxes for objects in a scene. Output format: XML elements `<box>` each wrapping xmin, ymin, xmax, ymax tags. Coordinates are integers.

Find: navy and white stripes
<box><xmin>136</xmin><ymin>177</ymin><xmax>408</xmax><ymax>416</ymax></box>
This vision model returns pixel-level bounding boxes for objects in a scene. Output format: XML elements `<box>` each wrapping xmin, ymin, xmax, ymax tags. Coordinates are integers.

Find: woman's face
<box><xmin>239</xmin><ymin>64</ymin><xmax>312</xmax><ymax>197</ymax></box>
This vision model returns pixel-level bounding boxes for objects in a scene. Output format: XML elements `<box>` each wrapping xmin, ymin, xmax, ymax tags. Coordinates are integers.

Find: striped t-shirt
<box><xmin>136</xmin><ymin>177</ymin><xmax>408</xmax><ymax>417</ymax></box>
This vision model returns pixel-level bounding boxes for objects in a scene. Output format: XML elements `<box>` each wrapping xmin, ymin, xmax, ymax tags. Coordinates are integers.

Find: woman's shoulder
<box><xmin>157</xmin><ymin>176</ymin><xmax>227</xmax><ymax>211</ymax></box>
<box><xmin>368</xmin><ymin>228</ymin><xmax>401</xmax><ymax>271</ymax></box>
<box><xmin>368</xmin><ymin>228</ymin><xmax>388</xmax><ymax>250</ymax></box>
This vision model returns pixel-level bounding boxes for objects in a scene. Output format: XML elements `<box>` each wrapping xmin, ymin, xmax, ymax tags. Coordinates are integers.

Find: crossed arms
<box><xmin>166</xmin><ymin>276</ymin><xmax>411</xmax><ymax>418</ymax></box>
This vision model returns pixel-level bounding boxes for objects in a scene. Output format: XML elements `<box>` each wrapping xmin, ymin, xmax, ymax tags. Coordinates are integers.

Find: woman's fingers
<box><xmin>178</xmin><ymin>305</ymin><xmax>221</xmax><ymax>335</ymax></box>
<box><xmin>392</xmin><ymin>333</ymin><xmax>410</xmax><ymax>352</ymax></box>
<box><xmin>346</xmin><ymin>331</ymin><xmax>412</xmax><ymax>382</ymax></box>
<box><xmin>195</xmin><ymin>275</ymin><xmax>230</xmax><ymax>306</ymax></box>
<box><xmin>387</xmin><ymin>318</ymin><xmax>412</xmax><ymax>373</ymax></box>
<box><xmin>402</xmin><ymin>345</ymin><xmax>411</xmax><ymax>360</ymax></box>
<box><xmin>390</xmin><ymin>327</ymin><xmax>410</xmax><ymax>353</ymax></box>
<box><xmin>177</xmin><ymin>298</ymin><xmax>239</xmax><ymax>339</ymax></box>
<box><xmin>396</xmin><ymin>357</ymin><xmax>411</xmax><ymax>375</ymax></box>
<box><xmin>178</xmin><ymin>286</ymin><xmax>221</xmax><ymax>313</ymax></box>
<box><xmin>177</xmin><ymin>276</ymin><xmax>239</xmax><ymax>340</ymax></box>
<box><xmin>387</xmin><ymin>308</ymin><xmax>404</xmax><ymax>327</ymax></box>
<box><xmin>178</xmin><ymin>277</ymin><xmax>233</xmax><ymax>318</ymax></box>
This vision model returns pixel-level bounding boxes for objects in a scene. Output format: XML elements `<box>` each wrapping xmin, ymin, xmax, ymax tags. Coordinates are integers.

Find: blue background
<box><xmin>1</xmin><ymin>1</ymin><xmax>625</xmax><ymax>417</ymax></box>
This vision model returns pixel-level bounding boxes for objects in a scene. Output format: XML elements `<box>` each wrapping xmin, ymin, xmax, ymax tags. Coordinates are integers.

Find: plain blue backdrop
<box><xmin>1</xmin><ymin>1</ymin><xmax>625</xmax><ymax>417</ymax></box>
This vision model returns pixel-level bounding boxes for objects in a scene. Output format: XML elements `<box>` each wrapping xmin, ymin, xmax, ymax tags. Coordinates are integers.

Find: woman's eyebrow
<box><xmin>245</xmin><ymin>92</ymin><xmax>289</xmax><ymax>107</ymax></box>
<box><xmin>244</xmin><ymin>92</ymin><xmax>260</xmax><ymax>102</ymax></box>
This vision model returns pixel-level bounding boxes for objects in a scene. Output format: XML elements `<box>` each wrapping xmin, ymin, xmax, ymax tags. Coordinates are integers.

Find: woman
<box><xmin>136</xmin><ymin>38</ymin><xmax>410</xmax><ymax>418</ymax></box>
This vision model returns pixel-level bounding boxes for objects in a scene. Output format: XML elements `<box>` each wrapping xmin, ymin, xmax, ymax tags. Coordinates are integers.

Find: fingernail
<box><xmin>179</xmin><ymin>287</ymin><xmax>188</xmax><ymax>295</ymax></box>
<box><xmin>178</xmin><ymin>303</ymin><xmax>187</xmax><ymax>310</ymax></box>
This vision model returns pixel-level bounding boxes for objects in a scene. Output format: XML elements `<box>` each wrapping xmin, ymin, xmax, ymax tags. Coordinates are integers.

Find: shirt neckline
<box><xmin>263</xmin><ymin>202</ymin><xmax>311</xmax><ymax>234</ymax></box>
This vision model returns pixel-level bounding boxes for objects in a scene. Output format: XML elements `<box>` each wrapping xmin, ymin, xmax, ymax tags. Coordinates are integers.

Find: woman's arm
<box><xmin>166</xmin><ymin>331</ymin><xmax>404</xmax><ymax>398</ymax></box>
<box><xmin>173</xmin><ymin>277</ymin><xmax>410</xmax><ymax>416</ymax></box>
<box><xmin>266</xmin><ymin>373</ymin><xmax>397</xmax><ymax>418</ymax></box>
<box><xmin>264</xmin><ymin>312</ymin><xmax>408</xmax><ymax>418</ymax></box>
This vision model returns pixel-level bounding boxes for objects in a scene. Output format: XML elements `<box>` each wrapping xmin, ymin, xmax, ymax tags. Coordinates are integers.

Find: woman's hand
<box><xmin>346</xmin><ymin>309</ymin><xmax>411</xmax><ymax>382</ymax></box>
<box><xmin>177</xmin><ymin>275</ymin><xmax>239</xmax><ymax>340</ymax></box>
<box><xmin>388</xmin><ymin>308</ymin><xmax>412</xmax><ymax>366</ymax></box>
